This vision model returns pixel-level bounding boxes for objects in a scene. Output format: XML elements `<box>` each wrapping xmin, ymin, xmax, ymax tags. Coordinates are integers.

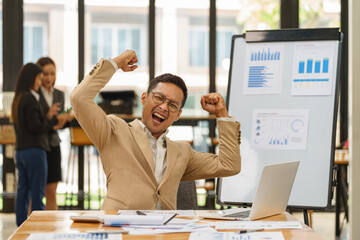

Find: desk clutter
<box><xmin>13</xmin><ymin>210</ymin><xmax>326</xmax><ymax>240</ymax></box>
<box><xmin>60</xmin><ymin>210</ymin><xmax>304</xmax><ymax>238</ymax></box>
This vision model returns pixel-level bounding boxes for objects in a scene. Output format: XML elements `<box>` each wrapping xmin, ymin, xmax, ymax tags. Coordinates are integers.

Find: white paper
<box><xmin>243</xmin><ymin>42</ymin><xmax>284</xmax><ymax>95</ymax></box>
<box><xmin>104</xmin><ymin>214</ymin><xmax>174</xmax><ymax>226</ymax></box>
<box><xmin>123</xmin><ymin>218</ymin><xmax>196</xmax><ymax>229</ymax></box>
<box><xmin>123</xmin><ymin>226</ymin><xmax>216</xmax><ymax>235</ymax></box>
<box><xmin>215</xmin><ymin>221</ymin><xmax>302</xmax><ymax>230</ymax></box>
<box><xmin>27</xmin><ymin>233</ymin><xmax>121</xmax><ymax>240</ymax></box>
<box><xmin>291</xmin><ymin>41</ymin><xmax>336</xmax><ymax>96</ymax></box>
<box><xmin>251</xmin><ymin>109</ymin><xmax>309</xmax><ymax>150</ymax></box>
<box><xmin>118</xmin><ymin>209</ymin><xmax>196</xmax><ymax>217</ymax></box>
<box><xmin>189</xmin><ymin>231</ymin><xmax>285</xmax><ymax>240</ymax></box>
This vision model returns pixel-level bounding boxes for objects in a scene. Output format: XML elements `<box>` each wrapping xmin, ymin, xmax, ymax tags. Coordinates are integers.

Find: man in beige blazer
<box><xmin>70</xmin><ymin>50</ymin><xmax>241</xmax><ymax>210</ymax></box>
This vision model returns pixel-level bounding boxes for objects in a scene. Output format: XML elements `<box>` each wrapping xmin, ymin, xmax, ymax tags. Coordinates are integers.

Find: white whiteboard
<box><xmin>218</xmin><ymin>30</ymin><xmax>341</xmax><ymax>209</ymax></box>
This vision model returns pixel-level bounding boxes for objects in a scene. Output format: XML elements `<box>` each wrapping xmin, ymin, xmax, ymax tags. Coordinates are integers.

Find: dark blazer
<box><xmin>14</xmin><ymin>91</ymin><xmax>50</xmax><ymax>151</ymax></box>
<box><xmin>38</xmin><ymin>88</ymin><xmax>66</xmax><ymax>147</ymax></box>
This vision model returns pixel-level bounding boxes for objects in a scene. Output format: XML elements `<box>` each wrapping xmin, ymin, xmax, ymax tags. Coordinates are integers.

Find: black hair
<box><xmin>147</xmin><ymin>73</ymin><xmax>188</xmax><ymax>108</ymax></box>
<box><xmin>11</xmin><ymin>63</ymin><xmax>43</xmax><ymax>122</ymax></box>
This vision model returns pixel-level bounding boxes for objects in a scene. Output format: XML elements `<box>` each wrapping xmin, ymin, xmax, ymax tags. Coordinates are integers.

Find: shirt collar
<box><xmin>138</xmin><ymin>120</ymin><xmax>169</xmax><ymax>142</ymax></box>
<box><xmin>30</xmin><ymin>89</ymin><xmax>40</xmax><ymax>101</ymax></box>
<box><xmin>40</xmin><ymin>85</ymin><xmax>54</xmax><ymax>95</ymax></box>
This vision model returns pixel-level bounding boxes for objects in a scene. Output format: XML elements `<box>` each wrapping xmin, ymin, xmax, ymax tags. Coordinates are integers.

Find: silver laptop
<box><xmin>199</xmin><ymin>161</ymin><xmax>300</xmax><ymax>221</ymax></box>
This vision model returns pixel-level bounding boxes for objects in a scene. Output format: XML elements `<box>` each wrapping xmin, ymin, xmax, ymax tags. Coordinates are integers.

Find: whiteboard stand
<box><xmin>217</xmin><ymin>28</ymin><xmax>343</xmax><ymax>219</ymax></box>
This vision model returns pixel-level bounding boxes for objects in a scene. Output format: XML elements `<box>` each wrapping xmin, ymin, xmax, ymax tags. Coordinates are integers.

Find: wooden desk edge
<box><xmin>10</xmin><ymin>210</ymin><xmax>324</xmax><ymax>240</ymax></box>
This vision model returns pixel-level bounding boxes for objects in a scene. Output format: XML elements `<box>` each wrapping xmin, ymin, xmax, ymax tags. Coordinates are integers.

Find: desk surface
<box><xmin>10</xmin><ymin>210</ymin><xmax>324</xmax><ymax>240</ymax></box>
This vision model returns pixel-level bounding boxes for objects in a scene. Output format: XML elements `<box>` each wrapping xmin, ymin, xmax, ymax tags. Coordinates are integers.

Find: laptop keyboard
<box><xmin>224</xmin><ymin>210</ymin><xmax>251</xmax><ymax>218</ymax></box>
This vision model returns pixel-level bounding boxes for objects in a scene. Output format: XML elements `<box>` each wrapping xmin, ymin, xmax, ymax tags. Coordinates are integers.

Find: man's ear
<box><xmin>140</xmin><ymin>92</ymin><xmax>147</xmax><ymax>105</ymax></box>
<box><xmin>175</xmin><ymin>109</ymin><xmax>182</xmax><ymax>121</ymax></box>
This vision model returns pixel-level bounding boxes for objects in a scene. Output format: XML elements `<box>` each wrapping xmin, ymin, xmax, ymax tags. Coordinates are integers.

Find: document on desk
<box><xmin>189</xmin><ymin>231</ymin><xmax>285</xmax><ymax>240</ymax></box>
<box><xmin>121</xmin><ymin>218</ymin><xmax>217</xmax><ymax>235</ymax></box>
<box><xmin>27</xmin><ymin>233</ymin><xmax>121</xmax><ymax>240</ymax></box>
<box><xmin>104</xmin><ymin>214</ymin><xmax>176</xmax><ymax>226</ymax></box>
<box><xmin>118</xmin><ymin>209</ymin><xmax>196</xmax><ymax>217</ymax></box>
<box><xmin>215</xmin><ymin>221</ymin><xmax>302</xmax><ymax>230</ymax></box>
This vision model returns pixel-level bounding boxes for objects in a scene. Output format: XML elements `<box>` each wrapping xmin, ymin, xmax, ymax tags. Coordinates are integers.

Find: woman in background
<box><xmin>12</xmin><ymin>63</ymin><xmax>57</xmax><ymax>226</ymax></box>
<box><xmin>37</xmin><ymin>57</ymin><xmax>71</xmax><ymax>210</ymax></box>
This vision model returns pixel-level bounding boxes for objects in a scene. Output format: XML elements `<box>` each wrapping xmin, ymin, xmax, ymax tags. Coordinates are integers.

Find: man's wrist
<box><xmin>107</xmin><ymin>58</ymin><xmax>119</xmax><ymax>71</ymax></box>
<box><xmin>215</xmin><ymin>109</ymin><xmax>229</xmax><ymax>118</ymax></box>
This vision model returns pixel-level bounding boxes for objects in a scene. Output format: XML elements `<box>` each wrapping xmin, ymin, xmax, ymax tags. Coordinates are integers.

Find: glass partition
<box><xmin>216</xmin><ymin>0</ymin><xmax>280</xmax><ymax>96</ymax></box>
<box><xmin>156</xmin><ymin>0</ymin><xmax>210</xmax><ymax>116</ymax></box>
<box><xmin>24</xmin><ymin>0</ymin><xmax>79</xmax><ymax>105</ymax></box>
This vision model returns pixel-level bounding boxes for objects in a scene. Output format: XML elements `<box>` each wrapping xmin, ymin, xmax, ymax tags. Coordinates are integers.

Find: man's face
<box><xmin>141</xmin><ymin>82</ymin><xmax>183</xmax><ymax>138</ymax></box>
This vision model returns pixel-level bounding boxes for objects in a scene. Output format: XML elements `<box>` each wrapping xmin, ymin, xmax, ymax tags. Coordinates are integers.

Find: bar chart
<box><xmin>291</xmin><ymin>41</ymin><xmax>335</xmax><ymax>95</ymax></box>
<box><xmin>297</xmin><ymin>58</ymin><xmax>329</xmax><ymax>75</ymax></box>
<box><xmin>248</xmin><ymin>66</ymin><xmax>273</xmax><ymax>88</ymax></box>
<box><xmin>250</xmin><ymin>48</ymin><xmax>281</xmax><ymax>61</ymax></box>
<box><xmin>244</xmin><ymin>43</ymin><xmax>284</xmax><ymax>94</ymax></box>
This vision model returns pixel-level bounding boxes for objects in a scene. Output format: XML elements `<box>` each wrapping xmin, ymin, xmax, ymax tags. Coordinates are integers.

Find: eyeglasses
<box><xmin>151</xmin><ymin>91</ymin><xmax>181</xmax><ymax>113</ymax></box>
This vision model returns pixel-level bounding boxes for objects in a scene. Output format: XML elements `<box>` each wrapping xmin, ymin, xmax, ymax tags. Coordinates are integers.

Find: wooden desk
<box><xmin>9</xmin><ymin>210</ymin><xmax>324</xmax><ymax>240</ymax></box>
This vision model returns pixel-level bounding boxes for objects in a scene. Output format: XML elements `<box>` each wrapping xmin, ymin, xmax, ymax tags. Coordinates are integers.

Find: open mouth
<box><xmin>152</xmin><ymin>112</ymin><xmax>166</xmax><ymax>123</ymax></box>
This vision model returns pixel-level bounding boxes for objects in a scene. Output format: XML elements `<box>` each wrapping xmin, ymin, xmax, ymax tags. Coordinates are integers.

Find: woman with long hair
<box><xmin>36</xmin><ymin>57</ymin><xmax>71</xmax><ymax>210</ymax></box>
<box><xmin>11</xmin><ymin>63</ymin><xmax>58</xmax><ymax>226</ymax></box>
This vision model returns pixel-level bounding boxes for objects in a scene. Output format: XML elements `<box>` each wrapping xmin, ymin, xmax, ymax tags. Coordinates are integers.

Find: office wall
<box><xmin>349</xmin><ymin>0</ymin><xmax>360</xmax><ymax>239</ymax></box>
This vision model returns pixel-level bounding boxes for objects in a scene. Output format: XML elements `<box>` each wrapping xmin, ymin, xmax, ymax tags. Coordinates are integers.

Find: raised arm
<box><xmin>182</xmin><ymin>92</ymin><xmax>241</xmax><ymax>180</ymax></box>
<box><xmin>70</xmin><ymin>50</ymin><xmax>138</xmax><ymax>151</ymax></box>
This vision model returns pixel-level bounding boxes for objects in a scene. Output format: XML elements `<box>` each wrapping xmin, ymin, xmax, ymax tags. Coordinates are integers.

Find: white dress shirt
<box><xmin>40</xmin><ymin>86</ymin><xmax>54</xmax><ymax>107</ymax></box>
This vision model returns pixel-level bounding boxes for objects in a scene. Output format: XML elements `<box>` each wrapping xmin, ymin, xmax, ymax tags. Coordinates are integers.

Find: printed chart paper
<box><xmin>243</xmin><ymin>42</ymin><xmax>284</xmax><ymax>95</ymax></box>
<box><xmin>251</xmin><ymin>109</ymin><xmax>309</xmax><ymax>150</ymax></box>
<box><xmin>215</xmin><ymin>221</ymin><xmax>303</xmax><ymax>230</ymax></box>
<box><xmin>189</xmin><ymin>231</ymin><xmax>285</xmax><ymax>240</ymax></box>
<box><xmin>27</xmin><ymin>233</ymin><xmax>121</xmax><ymax>240</ymax></box>
<box><xmin>291</xmin><ymin>41</ymin><xmax>336</xmax><ymax>95</ymax></box>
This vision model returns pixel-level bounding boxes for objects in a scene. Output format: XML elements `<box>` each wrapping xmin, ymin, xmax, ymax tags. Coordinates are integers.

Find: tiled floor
<box><xmin>0</xmin><ymin>211</ymin><xmax>350</xmax><ymax>240</ymax></box>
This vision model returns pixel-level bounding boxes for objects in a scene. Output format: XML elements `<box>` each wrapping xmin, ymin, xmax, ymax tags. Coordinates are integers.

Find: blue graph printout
<box><xmin>27</xmin><ymin>233</ymin><xmax>120</xmax><ymax>240</ymax></box>
<box><xmin>251</xmin><ymin>109</ymin><xmax>309</xmax><ymax>150</ymax></box>
<box><xmin>243</xmin><ymin>42</ymin><xmax>284</xmax><ymax>95</ymax></box>
<box><xmin>291</xmin><ymin>41</ymin><xmax>336</xmax><ymax>95</ymax></box>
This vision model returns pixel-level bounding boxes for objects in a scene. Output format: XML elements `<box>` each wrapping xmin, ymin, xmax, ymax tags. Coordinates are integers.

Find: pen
<box><xmin>163</xmin><ymin>213</ymin><xmax>178</xmax><ymax>225</ymax></box>
<box><xmin>136</xmin><ymin>210</ymin><xmax>147</xmax><ymax>215</ymax></box>
<box><xmin>60</xmin><ymin>107</ymin><xmax>72</xmax><ymax>114</ymax></box>
<box><xmin>237</xmin><ymin>228</ymin><xmax>264</xmax><ymax>234</ymax></box>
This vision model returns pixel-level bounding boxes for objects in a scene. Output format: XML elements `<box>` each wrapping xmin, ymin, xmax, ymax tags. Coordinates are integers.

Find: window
<box><xmin>91</xmin><ymin>27</ymin><xmax>112</xmax><ymax>64</ymax></box>
<box><xmin>216</xmin><ymin>0</ymin><xmax>280</xmax><ymax>95</ymax></box>
<box><xmin>24</xmin><ymin>1</ymin><xmax>79</xmax><ymax>89</ymax></box>
<box><xmin>216</xmin><ymin>30</ymin><xmax>234</xmax><ymax>67</ymax></box>
<box><xmin>91</xmin><ymin>26</ymin><xmax>146</xmax><ymax>65</ymax></box>
<box><xmin>23</xmin><ymin>24</ymin><xmax>46</xmax><ymax>63</ymax></box>
<box><xmin>300</xmin><ymin>0</ymin><xmax>340</xmax><ymax>28</ymax></box>
<box><xmin>189</xmin><ymin>28</ymin><xmax>209</xmax><ymax>67</ymax></box>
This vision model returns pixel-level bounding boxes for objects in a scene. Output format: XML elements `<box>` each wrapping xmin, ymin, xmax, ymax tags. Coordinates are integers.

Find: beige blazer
<box><xmin>70</xmin><ymin>59</ymin><xmax>241</xmax><ymax>210</ymax></box>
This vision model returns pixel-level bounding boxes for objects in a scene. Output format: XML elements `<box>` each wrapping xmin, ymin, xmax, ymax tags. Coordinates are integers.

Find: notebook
<box><xmin>199</xmin><ymin>160</ymin><xmax>300</xmax><ymax>221</ymax></box>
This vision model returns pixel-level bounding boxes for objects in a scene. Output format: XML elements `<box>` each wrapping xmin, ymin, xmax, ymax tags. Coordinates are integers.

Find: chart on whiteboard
<box><xmin>251</xmin><ymin>109</ymin><xmax>309</xmax><ymax>150</ymax></box>
<box><xmin>243</xmin><ymin>42</ymin><xmax>284</xmax><ymax>95</ymax></box>
<box><xmin>291</xmin><ymin>41</ymin><xmax>336</xmax><ymax>96</ymax></box>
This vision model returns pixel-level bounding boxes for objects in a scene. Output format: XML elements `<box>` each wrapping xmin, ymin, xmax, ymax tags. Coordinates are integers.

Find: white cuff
<box><xmin>217</xmin><ymin>116</ymin><xmax>235</xmax><ymax>122</ymax></box>
<box><xmin>107</xmin><ymin>58</ymin><xmax>119</xmax><ymax>71</ymax></box>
